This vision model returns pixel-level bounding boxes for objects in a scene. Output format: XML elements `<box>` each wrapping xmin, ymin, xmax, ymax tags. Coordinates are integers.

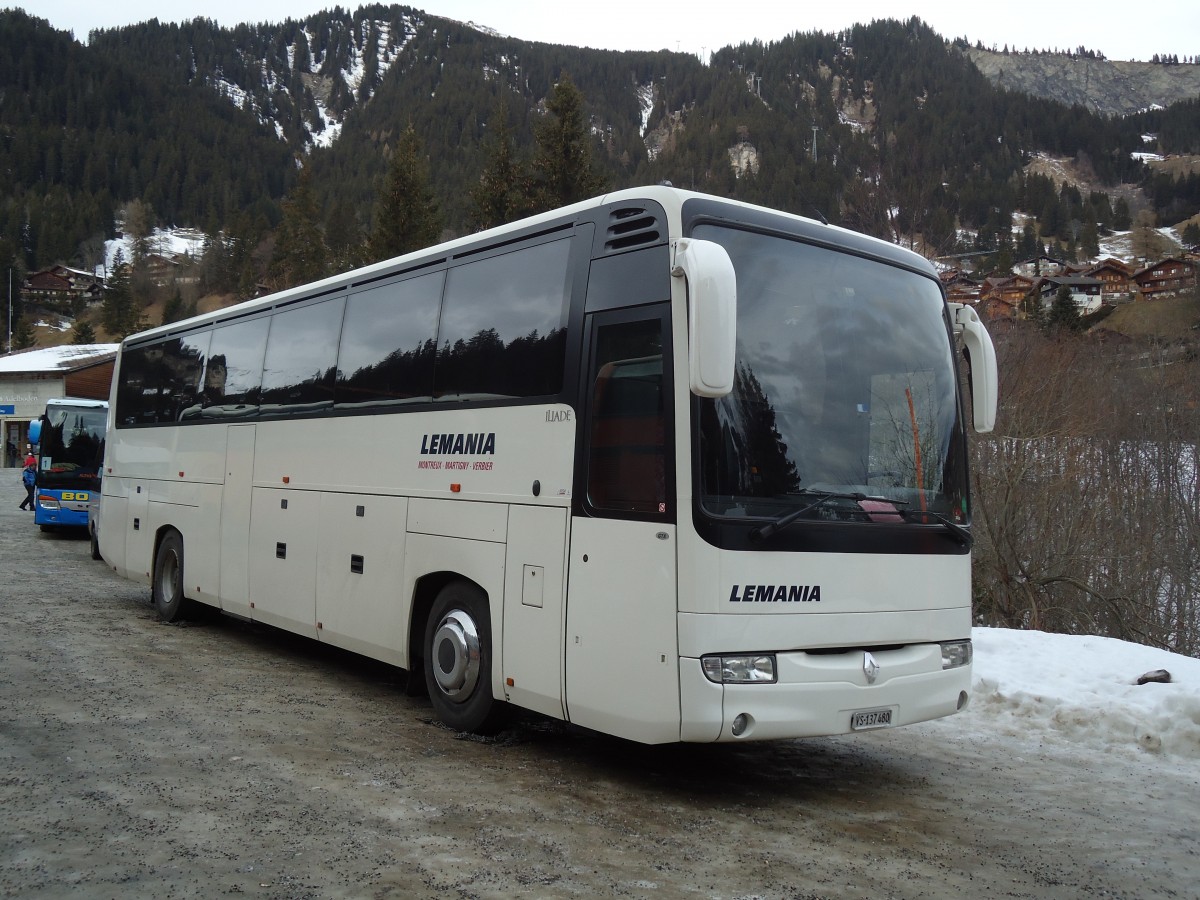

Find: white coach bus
<box><xmin>100</xmin><ymin>186</ymin><xmax>997</xmax><ymax>743</ymax></box>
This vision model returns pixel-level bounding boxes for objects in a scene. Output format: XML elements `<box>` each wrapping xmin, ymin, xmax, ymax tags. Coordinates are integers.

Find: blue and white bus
<box><xmin>29</xmin><ymin>398</ymin><xmax>108</xmax><ymax>530</ymax></box>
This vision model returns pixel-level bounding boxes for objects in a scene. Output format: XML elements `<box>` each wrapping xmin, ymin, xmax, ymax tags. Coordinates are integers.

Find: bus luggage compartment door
<box><xmin>218</xmin><ymin>425</ymin><xmax>255</xmax><ymax>618</ymax></box>
<box><xmin>564</xmin><ymin>517</ymin><xmax>678</xmax><ymax>743</ymax></box>
<box><xmin>502</xmin><ymin>505</ymin><xmax>567</xmax><ymax>720</ymax></box>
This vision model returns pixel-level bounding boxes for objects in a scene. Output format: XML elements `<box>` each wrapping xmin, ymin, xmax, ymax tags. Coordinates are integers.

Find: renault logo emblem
<box><xmin>863</xmin><ymin>651</ymin><xmax>880</xmax><ymax>685</ymax></box>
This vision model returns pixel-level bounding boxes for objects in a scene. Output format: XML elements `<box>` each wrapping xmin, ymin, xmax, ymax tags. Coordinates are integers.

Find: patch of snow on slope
<box><xmin>638</xmin><ymin>82</ymin><xmax>655</xmax><ymax>134</ymax></box>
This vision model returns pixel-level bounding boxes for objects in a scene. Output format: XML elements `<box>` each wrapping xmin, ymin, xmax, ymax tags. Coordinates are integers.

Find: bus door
<box><xmin>219</xmin><ymin>424</ymin><xmax>255</xmax><ymax>618</ymax></box>
<box><xmin>565</xmin><ymin>307</ymin><xmax>680</xmax><ymax>743</ymax></box>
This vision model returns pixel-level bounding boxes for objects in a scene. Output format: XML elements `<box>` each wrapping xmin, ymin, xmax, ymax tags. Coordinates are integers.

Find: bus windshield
<box><xmin>38</xmin><ymin>404</ymin><xmax>107</xmax><ymax>489</ymax></box>
<box><xmin>693</xmin><ymin>224</ymin><xmax>968</xmax><ymax>525</ymax></box>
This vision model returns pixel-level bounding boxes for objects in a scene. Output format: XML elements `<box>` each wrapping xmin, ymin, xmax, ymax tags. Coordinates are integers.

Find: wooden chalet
<box><xmin>1133</xmin><ymin>257</ymin><xmax>1198</xmax><ymax>300</ymax></box>
<box><xmin>980</xmin><ymin>273</ymin><xmax>1035</xmax><ymax>319</ymax></box>
<box><xmin>1083</xmin><ymin>258</ymin><xmax>1135</xmax><ymax>302</ymax></box>
<box><xmin>940</xmin><ymin>271</ymin><xmax>982</xmax><ymax>306</ymax></box>
<box><xmin>143</xmin><ymin>252</ymin><xmax>199</xmax><ymax>288</ymax></box>
<box><xmin>22</xmin><ymin>265</ymin><xmax>104</xmax><ymax>306</ymax></box>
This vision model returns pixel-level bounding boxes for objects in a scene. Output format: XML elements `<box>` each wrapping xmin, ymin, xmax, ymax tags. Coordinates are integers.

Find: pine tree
<box><xmin>161</xmin><ymin>288</ymin><xmax>189</xmax><ymax>326</ymax></box>
<box><xmin>13</xmin><ymin>317</ymin><xmax>36</xmax><ymax>350</ymax></box>
<box><xmin>527</xmin><ymin>73</ymin><xmax>608</xmax><ymax>215</ymax></box>
<box><xmin>124</xmin><ymin>199</ymin><xmax>156</xmax><ymax>266</ymax></box>
<box><xmin>326</xmin><ymin>197</ymin><xmax>365</xmax><ymax>273</ymax></box>
<box><xmin>470</xmin><ymin>95</ymin><xmax>529</xmax><ymax>231</ymax></box>
<box><xmin>368</xmin><ymin>123</ymin><xmax>443</xmax><ymax>263</ymax></box>
<box><xmin>268</xmin><ymin>166</ymin><xmax>329</xmax><ymax>291</ymax></box>
<box><xmin>101</xmin><ymin>250</ymin><xmax>143</xmax><ymax>339</ymax></box>
<box><xmin>71</xmin><ymin>318</ymin><xmax>97</xmax><ymax>344</ymax></box>
<box><xmin>1113</xmin><ymin>197</ymin><xmax>1132</xmax><ymax>231</ymax></box>
<box><xmin>1080</xmin><ymin>219</ymin><xmax>1100</xmax><ymax>259</ymax></box>
<box><xmin>1046</xmin><ymin>284</ymin><xmax>1080</xmax><ymax>332</ymax></box>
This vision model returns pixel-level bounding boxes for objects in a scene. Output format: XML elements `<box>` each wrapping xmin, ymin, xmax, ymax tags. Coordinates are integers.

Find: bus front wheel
<box><xmin>423</xmin><ymin>582</ymin><xmax>508</xmax><ymax>735</ymax></box>
<box><xmin>153</xmin><ymin>531</ymin><xmax>191</xmax><ymax>622</ymax></box>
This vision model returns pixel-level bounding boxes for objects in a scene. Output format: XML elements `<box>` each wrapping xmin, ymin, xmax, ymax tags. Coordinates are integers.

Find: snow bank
<box><xmin>967</xmin><ymin>627</ymin><xmax>1200</xmax><ymax>759</ymax></box>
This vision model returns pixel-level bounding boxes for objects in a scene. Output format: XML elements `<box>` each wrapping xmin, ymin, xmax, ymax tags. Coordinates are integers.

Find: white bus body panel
<box><xmin>219</xmin><ymin>425</ymin><xmax>256</xmax><ymax>618</ymax></box>
<box><xmin>314</xmin><ymin>493</ymin><xmax>409</xmax><ymax>665</ymax></box>
<box><xmin>501</xmin><ymin>505</ymin><xmax>568</xmax><ymax>720</ymax></box>
<box><xmin>564</xmin><ymin>517</ymin><xmax>679</xmax><ymax>744</ymax></box>
<box><xmin>674</xmin><ymin>541</ymin><xmax>971</xmax><ymax>741</ymax></box>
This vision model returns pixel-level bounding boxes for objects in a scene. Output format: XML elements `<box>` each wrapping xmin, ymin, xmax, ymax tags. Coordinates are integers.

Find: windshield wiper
<box><xmin>750</xmin><ymin>491</ymin><xmax>908</xmax><ymax>542</ymax></box>
<box><xmin>898</xmin><ymin>508</ymin><xmax>974</xmax><ymax>547</ymax></box>
<box><xmin>748</xmin><ymin>492</ymin><xmax>974</xmax><ymax>547</ymax></box>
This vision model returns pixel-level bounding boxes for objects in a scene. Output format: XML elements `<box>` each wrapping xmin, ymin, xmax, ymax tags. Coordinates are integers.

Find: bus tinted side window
<box><xmin>201</xmin><ymin>317</ymin><xmax>270</xmax><ymax>419</ymax></box>
<box><xmin>115</xmin><ymin>344</ymin><xmax>156</xmax><ymax>426</ymax></box>
<box><xmin>260</xmin><ymin>297</ymin><xmax>346</xmax><ymax>416</ymax></box>
<box><xmin>162</xmin><ymin>331</ymin><xmax>211</xmax><ymax>421</ymax></box>
<box><xmin>585</xmin><ymin>314</ymin><xmax>671</xmax><ymax>517</ymax></box>
<box><xmin>434</xmin><ymin>238</ymin><xmax>571</xmax><ymax>399</ymax></box>
<box><xmin>116</xmin><ymin>333</ymin><xmax>211</xmax><ymax>426</ymax></box>
<box><xmin>336</xmin><ymin>272</ymin><xmax>443</xmax><ymax>408</ymax></box>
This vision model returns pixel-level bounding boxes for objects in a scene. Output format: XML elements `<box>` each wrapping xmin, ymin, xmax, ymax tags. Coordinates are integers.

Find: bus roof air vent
<box><xmin>603</xmin><ymin>206</ymin><xmax>663</xmax><ymax>253</ymax></box>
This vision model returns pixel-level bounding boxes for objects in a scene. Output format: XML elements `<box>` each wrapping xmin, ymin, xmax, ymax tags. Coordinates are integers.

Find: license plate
<box><xmin>850</xmin><ymin>708</ymin><xmax>893</xmax><ymax>731</ymax></box>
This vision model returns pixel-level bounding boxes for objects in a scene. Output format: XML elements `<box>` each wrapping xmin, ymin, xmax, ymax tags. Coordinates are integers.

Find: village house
<box><xmin>1083</xmin><ymin>258</ymin><xmax>1136</xmax><ymax>303</ymax></box>
<box><xmin>22</xmin><ymin>266</ymin><xmax>105</xmax><ymax>308</ymax></box>
<box><xmin>1012</xmin><ymin>254</ymin><xmax>1065</xmax><ymax>278</ymax></box>
<box><xmin>979</xmin><ymin>273</ymin><xmax>1035</xmax><ymax>319</ymax></box>
<box><xmin>940</xmin><ymin>270</ymin><xmax>982</xmax><ymax>306</ymax></box>
<box><xmin>1132</xmin><ymin>257</ymin><xmax>1198</xmax><ymax>300</ymax></box>
<box><xmin>142</xmin><ymin>252</ymin><xmax>199</xmax><ymax>288</ymax></box>
<box><xmin>1033</xmin><ymin>275</ymin><xmax>1105</xmax><ymax>314</ymax></box>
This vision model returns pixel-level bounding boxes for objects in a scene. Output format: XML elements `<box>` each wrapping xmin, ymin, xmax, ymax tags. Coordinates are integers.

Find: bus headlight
<box><xmin>701</xmin><ymin>654</ymin><xmax>776</xmax><ymax>684</ymax></box>
<box><xmin>940</xmin><ymin>640</ymin><xmax>972</xmax><ymax>669</ymax></box>
<box><xmin>37</xmin><ymin>495</ymin><xmax>60</xmax><ymax>510</ymax></box>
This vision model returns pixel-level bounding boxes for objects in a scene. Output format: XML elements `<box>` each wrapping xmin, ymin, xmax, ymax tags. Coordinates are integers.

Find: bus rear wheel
<box><xmin>423</xmin><ymin>582</ymin><xmax>507</xmax><ymax>735</ymax></box>
<box><xmin>153</xmin><ymin>531</ymin><xmax>192</xmax><ymax>622</ymax></box>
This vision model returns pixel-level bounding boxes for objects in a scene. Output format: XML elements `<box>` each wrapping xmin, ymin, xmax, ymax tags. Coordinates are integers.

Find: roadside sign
<box><xmin>0</xmin><ymin>405</ymin><xmax>14</xmax><ymax>415</ymax></box>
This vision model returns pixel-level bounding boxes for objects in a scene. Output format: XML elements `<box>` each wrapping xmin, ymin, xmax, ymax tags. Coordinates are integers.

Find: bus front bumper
<box><xmin>679</xmin><ymin>643</ymin><xmax>971</xmax><ymax>742</ymax></box>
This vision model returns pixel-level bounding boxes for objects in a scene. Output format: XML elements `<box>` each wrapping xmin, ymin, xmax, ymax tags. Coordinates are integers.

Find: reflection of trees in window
<box><xmin>434</xmin><ymin>327</ymin><xmax>566</xmax><ymax>399</ymax></box>
<box><xmin>867</xmin><ymin>372</ymin><xmax>950</xmax><ymax>498</ymax></box>
<box><xmin>336</xmin><ymin>338</ymin><xmax>437</xmax><ymax>405</ymax></box>
<box><xmin>700</xmin><ymin>363</ymin><xmax>801</xmax><ymax>500</ymax></box>
<box><xmin>259</xmin><ymin>299</ymin><xmax>343</xmax><ymax>412</ymax></box>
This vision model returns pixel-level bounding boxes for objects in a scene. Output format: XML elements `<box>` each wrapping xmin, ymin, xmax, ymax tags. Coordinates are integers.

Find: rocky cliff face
<box><xmin>964</xmin><ymin>49</ymin><xmax>1200</xmax><ymax>116</ymax></box>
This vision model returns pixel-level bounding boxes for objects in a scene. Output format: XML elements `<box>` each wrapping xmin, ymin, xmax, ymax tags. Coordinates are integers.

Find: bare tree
<box><xmin>970</xmin><ymin>318</ymin><xmax>1200</xmax><ymax>657</ymax></box>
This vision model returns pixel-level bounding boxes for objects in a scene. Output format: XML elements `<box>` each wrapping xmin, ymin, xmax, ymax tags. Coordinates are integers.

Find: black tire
<box><xmin>423</xmin><ymin>581</ymin><xmax>507</xmax><ymax>735</ymax></box>
<box><xmin>90</xmin><ymin>526</ymin><xmax>102</xmax><ymax>561</ymax></box>
<box><xmin>152</xmin><ymin>531</ymin><xmax>191</xmax><ymax>622</ymax></box>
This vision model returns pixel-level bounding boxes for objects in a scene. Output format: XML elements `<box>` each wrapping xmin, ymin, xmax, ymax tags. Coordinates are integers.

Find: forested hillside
<box><xmin>2</xmin><ymin>7</ymin><xmax>1198</xmax><ymax>284</ymax></box>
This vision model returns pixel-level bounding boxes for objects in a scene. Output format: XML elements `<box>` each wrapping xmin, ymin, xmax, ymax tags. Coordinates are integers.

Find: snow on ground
<box><xmin>102</xmin><ymin>227</ymin><xmax>207</xmax><ymax>275</ymax></box>
<box><xmin>961</xmin><ymin>627</ymin><xmax>1200</xmax><ymax>760</ymax></box>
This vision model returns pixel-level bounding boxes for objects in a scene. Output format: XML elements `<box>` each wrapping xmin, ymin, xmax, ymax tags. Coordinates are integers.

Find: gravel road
<box><xmin>1</xmin><ymin>503</ymin><xmax>1196</xmax><ymax>899</ymax></box>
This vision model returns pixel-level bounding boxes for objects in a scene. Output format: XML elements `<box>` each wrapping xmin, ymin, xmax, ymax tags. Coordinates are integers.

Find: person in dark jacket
<box><xmin>19</xmin><ymin>461</ymin><xmax>36</xmax><ymax>510</ymax></box>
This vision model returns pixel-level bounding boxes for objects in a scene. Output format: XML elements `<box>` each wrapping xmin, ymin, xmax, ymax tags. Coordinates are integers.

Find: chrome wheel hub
<box><xmin>431</xmin><ymin>609</ymin><xmax>480</xmax><ymax>701</ymax></box>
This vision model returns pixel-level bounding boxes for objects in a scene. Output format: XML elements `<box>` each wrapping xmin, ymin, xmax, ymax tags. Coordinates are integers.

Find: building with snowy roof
<box><xmin>0</xmin><ymin>344</ymin><xmax>118</xmax><ymax>466</ymax></box>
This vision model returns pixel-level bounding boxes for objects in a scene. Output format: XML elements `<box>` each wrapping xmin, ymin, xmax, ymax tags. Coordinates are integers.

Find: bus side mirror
<box><xmin>672</xmin><ymin>238</ymin><xmax>736</xmax><ymax>398</ymax></box>
<box><xmin>28</xmin><ymin>419</ymin><xmax>41</xmax><ymax>445</ymax></box>
<box><xmin>949</xmin><ymin>303</ymin><xmax>998</xmax><ymax>433</ymax></box>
